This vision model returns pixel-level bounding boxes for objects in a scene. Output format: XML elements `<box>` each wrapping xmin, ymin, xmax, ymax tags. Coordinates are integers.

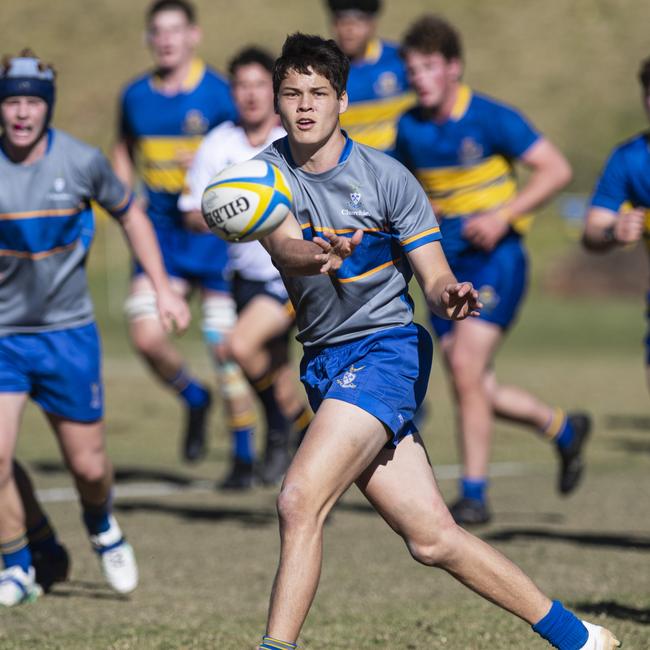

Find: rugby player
<box><xmin>0</xmin><ymin>51</ymin><xmax>189</xmax><ymax>606</ymax></box>
<box><xmin>114</xmin><ymin>0</ymin><xmax>255</xmax><ymax>462</ymax></box>
<box><xmin>583</xmin><ymin>56</ymin><xmax>650</xmax><ymax>386</ymax></box>
<box><xmin>394</xmin><ymin>15</ymin><xmax>591</xmax><ymax>525</ymax></box>
<box><xmin>179</xmin><ymin>47</ymin><xmax>312</xmax><ymax>488</ymax></box>
<box><xmin>326</xmin><ymin>0</ymin><xmax>413</xmax><ymax>151</ymax></box>
<box><xmin>254</xmin><ymin>33</ymin><xmax>618</xmax><ymax>650</ymax></box>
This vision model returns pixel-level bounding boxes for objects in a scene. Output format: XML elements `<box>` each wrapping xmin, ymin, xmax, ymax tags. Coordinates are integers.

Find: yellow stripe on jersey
<box><xmin>0</xmin><ymin>206</ymin><xmax>83</xmax><ymax>220</ymax></box>
<box><xmin>416</xmin><ymin>155</ymin><xmax>532</xmax><ymax>234</ymax></box>
<box><xmin>450</xmin><ymin>84</ymin><xmax>472</xmax><ymax>121</ymax></box>
<box><xmin>400</xmin><ymin>226</ymin><xmax>441</xmax><ymax>247</ymax></box>
<box><xmin>340</xmin><ymin>92</ymin><xmax>416</xmax><ymax>150</ymax></box>
<box><xmin>137</xmin><ymin>135</ymin><xmax>204</xmax><ymax>193</ymax></box>
<box><xmin>338</xmin><ymin>259</ymin><xmax>398</xmax><ymax>283</ymax></box>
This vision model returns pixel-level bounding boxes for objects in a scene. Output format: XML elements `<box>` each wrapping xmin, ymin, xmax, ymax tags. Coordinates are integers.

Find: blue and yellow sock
<box><xmin>461</xmin><ymin>477</ymin><xmax>487</xmax><ymax>503</ymax></box>
<box><xmin>251</xmin><ymin>372</ymin><xmax>291</xmax><ymax>439</ymax></box>
<box><xmin>542</xmin><ymin>408</ymin><xmax>575</xmax><ymax>450</ymax></box>
<box><xmin>169</xmin><ymin>368</ymin><xmax>210</xmax><ymax>409</ymax></box>
<box><xmin>260</xmin><ymin>636</ymin><xmax>297</xmax><ymax>650</ymax></box>
<box><xmin>532</xmin><ymin>600</ymin><xmax>588</xmax><ymax>649</ymax></box>
<box><xmin>81</xmin><ymin>498</ymin><xmax>111</xmax><ymax>536</ymax></box>
<box><xmin>228</xmin><ymin>410</ymin><xmax>256</xmax><ymax>463</ymax></box>
<box><xmin>27</xmin><ymin>516</ymin><xmax>64</xmax><ymax>558</ymax></box>
<box><xmin>1</xmin><ymin>532</ymin><xmax>32</xmax><ymax>572</ymax></box>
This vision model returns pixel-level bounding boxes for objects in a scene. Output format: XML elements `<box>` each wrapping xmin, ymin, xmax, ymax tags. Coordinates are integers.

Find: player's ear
<box><xmin>338</xmin><ymin>90</ymin><xmax>348</xmax><ymax>115</ymax></box>
<box><xmin>449</xmin><ymin>57</ymin><xmax>463</xmax><ymax>82</ymax></box>
<box><xmin>190</xmin><ymin>24</ymin><xmax>202</xmax><ymax>48</ymax></box>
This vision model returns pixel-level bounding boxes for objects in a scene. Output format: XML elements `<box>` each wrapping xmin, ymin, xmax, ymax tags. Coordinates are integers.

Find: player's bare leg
<box><xmin>126</xmin><ymin>275</ymin><xmax>212</xmax><ymax>462</ymax></box>
<box><xmin>264</xmin><ymin>399</ymin><xmax>391</xmax><ymax>643</ymax></box>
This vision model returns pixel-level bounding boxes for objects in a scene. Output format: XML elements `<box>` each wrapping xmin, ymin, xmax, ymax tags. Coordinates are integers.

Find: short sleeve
<box><xmin>491</xmin><ymin>103</ymin><xmax>541</xmax><ymax>160</ymax></box>
<box><xmin>117</xmin><ymin>89</ymin><xmax>133</xmax><ymax>141</ymax></box>
<box><xmin>88</xmin><ymin>150</ymin><xmax>133</xmax><ymax>218</ymax></box>
<box><xmin>385</xmin><ymin>163</ymin><xmax>441</xmax><ymax>253</ymax></box>
<box><xmin>390</xmin><ymin>117</ymin><xmax>413</xmax><ymax>168</ymax></box>
<box><xmin>590</xmin><ymin>148</ymin><xmax>629</xmax><ymax>213</ymax></box>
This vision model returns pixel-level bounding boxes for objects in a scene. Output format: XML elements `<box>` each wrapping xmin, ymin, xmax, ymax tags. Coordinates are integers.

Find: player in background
<box><xmin>394</xmin><ymin>15</ymin><xmax>591</xmax><ymax>525</ymax></box>
<box><xmin>325</xmin><ymin>0</ymin><xmax>413</xmax><ymax>151</ymax></box>
<box><xmin>180</xmin><ymin>47</ymin><xmax>312</xmax><ymax>488</ymax></box>
<box><xmin>113</xmin><ymin>0</ymin><xmax>254</xmax><ymax>462</ymax></box>
<box><xmin>583</xmin><ymin>56</ymin><xmax>650</xmax><ymax>387</ymax></box>
<box><xmin>0</xmin><ymin>51</ymin><xmax>190</xmax><ymax>606</ymax></box>
<box><xmin>253</xmin><ymin>33</ymin><xmax>619</xmax><ymax>650</ymax></box>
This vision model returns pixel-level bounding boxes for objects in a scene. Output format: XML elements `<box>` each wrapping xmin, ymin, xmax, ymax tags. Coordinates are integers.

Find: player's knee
<box><xmin>276</xmin><ymin>482</ymin><xmax>317</xmax><ymax>530</ymax></box>
<box><xmin>405</xmin><ymin>515</ymin><xmax>459</xmax><ymax>567</ymax></box>
<box><xmin>201</xmin><ymin>294</ymin><xmax>236</xmax><ymax>349</ymax></box>
<box><xmin>227</xmin><ymin>335</ymin><xmax>252</xmax><ymax>367</ymax></box>
<box><xmin>447</xmin><ymin>350</ymin><xmax>483</xmax><ymax>391</ymax></box>
<box><xmin>217</xmin><ymin>360</ymin><xmax>250</xmax><ymax>401</ymax></box>
<box><xmin>68</xmin><ymin>449</ymin><xmax>107</xmax><ymax>485</ymax></box>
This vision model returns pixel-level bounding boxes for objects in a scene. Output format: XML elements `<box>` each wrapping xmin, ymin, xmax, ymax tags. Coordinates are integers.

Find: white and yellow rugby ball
<box><xmin>201</xmin><ymin>160</ymin><xmax>292</xmax><ymax>242</ymax></box>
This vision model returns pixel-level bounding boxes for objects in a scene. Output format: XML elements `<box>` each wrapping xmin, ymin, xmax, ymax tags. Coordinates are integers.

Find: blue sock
<box><xmin>260</xmin><ymin>636</ymin><xmax>297</xmax><ymax>650</ymax></box>
<box><xmin>554</xmin><ymin>417</ymin><xmax>575</xmax><ymax>450</ymax></box>
<box><xmin>27</xmin><ymin>516</ymin><xmax>64</xmax><ymax>557</ymax></box>
<box><xmin>1</xmin><ymin>534</ymin><xmax>32</xmax><ymax>572</ymax></box>
<box><xmin>233</xmin><ymin>427</ymin><xmax>255</xmax><ymax>463</ymax></box>
<box><xmin>82</xmin><ymin>499</ymin><xmax>111</xmax><ymax>536</ymax></box>
<box><xmin>169</xmin><ymin>368</ymin><xmax>210</xmax><ymax>408</ymax></box>
<box><xmin>461</xmin><ymin>477</ymin><xmax>487</xmax><ymax>503</ymax></box>
<box><xmin>532</xmin><ymin>600</ymin><xmax>588</xmax><ymax>649</ymax></box>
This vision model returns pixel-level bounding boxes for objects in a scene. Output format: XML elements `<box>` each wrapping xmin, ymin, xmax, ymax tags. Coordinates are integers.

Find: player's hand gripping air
<box><xmin>156</xmin><ymin>288</ymin><xmax>191</xmax><ymax>335</ymax></box>
<box><xmin>614</xmin><ymin>207</ymin><xmax>646</xmax><ymax>243</ymax></box>
<box><xmin>313</xmin><ymin>229</ymin><xmax>364</xmax><ymax>274</ymax></box>
<box><xmin>441</xmin><ymin>281</ymin><xmax>482</xmax><ymax>320</ymax></box>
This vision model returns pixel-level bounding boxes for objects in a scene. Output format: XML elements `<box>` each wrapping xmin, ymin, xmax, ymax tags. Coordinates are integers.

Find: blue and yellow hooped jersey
<box><xmin>340</xmin><ymin>40</ymin><xmax>414</xmax><ymax>152</ymax></box>
<box><xmin>394</xmin><ymin>84</ymin><xmax>540</xmax><ymax>236</ymax></box>
<box><xmin>590</xmin><ymin>132</ymin><xmax>650</xmax><ymax>246</ymax></box>
<box><xmin>119</xmin><ymin>58</ymin><xmax>236</xmax><ymax>227</ymax></box>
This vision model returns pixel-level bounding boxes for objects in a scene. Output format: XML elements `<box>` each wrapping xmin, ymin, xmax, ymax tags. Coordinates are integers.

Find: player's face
<box><xmin>404</xmin><ymin>50</ymin><xmax>462</xmax><ymax>111</ymax></box>
<box><xmin>277</xmin><ymin>69</ymin><xmax>347</xmax><ymax>147</ymax></box>
<box><xmin>232</xmin><ymin>64</ymin><xmax>274</xmax><ymax>128</ymax></box>
<box><xmin>332</xmin><ymin>13</ymin><xmax>376</xmax><ymax>60</ymax></box>
<box><xmin>146</xmin><ymin>9</ymin><xmax>199</xmax><ymax>71</ymax></box>
<box><xmin>0</xmin><ymin>96</ymin><xmax>48</xmax><ymax>149</ymax></box>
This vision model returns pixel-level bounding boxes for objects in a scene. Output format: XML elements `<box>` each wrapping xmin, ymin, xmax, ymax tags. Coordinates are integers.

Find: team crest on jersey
<box><xmin>373</xmin><ymin>71</ymin><xmax>399</xmax><ymax>97</ymax></box>
<box><xmin>183</xmin><ymin>109</ymin><xmax>209</xmax><ymax>135</ymax></box>
<box><xmin>47</xmin><ymin>177</ymin><xmax>73</xmax><ymax>201</ymax></box>
<box><xmin>342</xmin><ymin>184</ymin><xmax>371</xmax><ymax>217</ymax></box>
<box><xmin>478</xmin><ymin>285</ymin><xmax>499</xmax><ymax>311</ymax></box>
<box><xmin>336</xmin><ymin>365</ymin><xmax>365</xmax><ymax>389</ymax></box>
<box><xmin>459</xmin><ymin>137</ymin><xmax>484</xmax><ymax>164</ymax></box>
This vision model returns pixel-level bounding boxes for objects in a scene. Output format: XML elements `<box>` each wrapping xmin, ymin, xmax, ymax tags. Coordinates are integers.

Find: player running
<box><xmin>583</xmin><ymin>55</ymin><xmax>650</xmax><ymax>387</ymax></box>
<box><xmin>393</xmin><ymin>15</ymin><xmax>591</xmax><ymax>525</ymax></box>
<box><xmin>326</xmin><ymin>0</ymin><xmax>413</xmax><ymax>151</ymax></box>
<box><xmin>0</xmin><ymin>51</ymin><xmax>189</xmax><ymax>607</ymax></box>
<box><xmin>253</xmin><ymin>33</ymin><xmax>619</xmax><ymax>650</ymax></box>
<box><xmin>114</xmin><ymin>0</ymin><xmax>255</xmax><ymax>462</ymax></box>
<box><xmin>179</xmin><ymin>47</ymin><xmax>312</xmax><ymax>488</ymax></box>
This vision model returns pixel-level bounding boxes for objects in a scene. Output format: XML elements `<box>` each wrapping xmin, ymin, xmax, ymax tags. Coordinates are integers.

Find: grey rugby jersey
<box><xmin>0</xmin><ymin>129</ymin><xmax>132</xmax><ymax>335</ymax></box>
<box><xmin>256</xmin><ymin>136</ymin><xmax>441</xmax><ymax>347</ymax></box>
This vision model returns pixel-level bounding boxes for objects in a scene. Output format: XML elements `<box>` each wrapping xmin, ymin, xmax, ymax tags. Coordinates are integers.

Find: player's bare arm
<box><xmin>112</xmin><ymin>136</ymin><xmax>136</xmax><ymax>189</ymax></box>
<box><xmin>119</xmin><ymin>203</ymin><xmax>191</xmax><ymax>333</ymax></box>
<box><xmin>583</xmin><ymin>205</ymin><xmax>645</xmax><ymax>251</ymax></box>
<box><xmin>463</xmin><ymin>138</ymin><xmax>572</xmax><ymax>251</ymax></box>
<box><xmin>408</xmin><ymin>240</ymin><xmax>482</xmax><ymax>320</ymax></box>
<box><xmin>262</xmin><ymin>211</ymin><xmax>363</xmax><ymax>276</ymax></box>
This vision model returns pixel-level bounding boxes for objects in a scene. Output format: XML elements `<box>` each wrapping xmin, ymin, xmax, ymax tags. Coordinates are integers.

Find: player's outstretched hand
<box><xmin>463</xmin><ymin>211</ymin><xmax>509</xmax><ymax>251</ymax></box>
<box><xmin>313</xmin><ymin>229</ymin><xmax>363</xmax><ymax>274</ymax></box>
<box><xmin>157</xmin><ymin>288</ymin><xmax>191</xmax><ymax>334</ymax></box>
<box><xmin>614</xmin><ymin>207</ymin><xmax>645</xmax><ymax>244</ymax></box>
<box><xmin>442</xmin><ymin>282</ymin><xmax>482</xmax><ymax>320</ymax></box>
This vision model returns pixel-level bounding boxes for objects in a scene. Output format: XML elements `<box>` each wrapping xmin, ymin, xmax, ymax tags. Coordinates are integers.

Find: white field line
<box><xmin>35</xmin><ymin>462</ymin><xmax>543</xmax><ymax>504</ymax></box>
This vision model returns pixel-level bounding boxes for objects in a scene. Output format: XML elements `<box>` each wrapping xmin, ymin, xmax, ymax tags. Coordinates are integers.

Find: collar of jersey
<box><xmin>150</xmin><ymin>58</ymin><xmax>205</xmax><ymax>94</ymax></box>
<box><xmin>449</xmin><ymin>84</ymin><xmax>472</xmax><ymax>121</ymax></box>
<box><xmin>282</xmin><ymin>130</ymin><xmax>353</xmax><ymax>176</ymax></box>
<box><xmin>360</xmin><ymin>39</ymin><xmax>383</xmax><ymax>65</ymax></box>
<box><xmin>0</xmin><ymin>128</ymin><xmax>54</xmax><ymax>165</ymax></box>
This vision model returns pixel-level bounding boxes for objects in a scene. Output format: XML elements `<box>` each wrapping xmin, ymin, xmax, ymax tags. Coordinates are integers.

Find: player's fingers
<box><xmin>313</xmin><ymin>236</ymin><xmax>332</xmax><ymax>252</ymax></box>
<box><xmin>351</xmin><ymin>229</ymin><xmax>364</xmax><ymax>246</ymax></box>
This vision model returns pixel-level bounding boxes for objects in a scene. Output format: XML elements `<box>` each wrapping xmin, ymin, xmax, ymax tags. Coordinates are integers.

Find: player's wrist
<box><xmin>494</xmin><ymin>205</ymin><xmax>514</xmax><ymax>224</ymax></box>
<box><xmin>601</xmin><ymin>225</ymin><xmax>618</xmax><ymax>245</ymax></box>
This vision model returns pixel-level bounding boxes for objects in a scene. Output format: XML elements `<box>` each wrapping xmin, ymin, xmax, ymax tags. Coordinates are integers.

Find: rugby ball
<box><xmin>201</xmin><ymin>160</ymin><xmax>292</xmax><ymax>242</ymax></box>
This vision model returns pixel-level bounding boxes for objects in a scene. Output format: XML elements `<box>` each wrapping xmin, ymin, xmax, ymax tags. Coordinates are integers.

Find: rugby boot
<box><xmin>0</xmin><ymin>566</ymin><xmax>42</xmax><ymax>607</ymax></box>
<box><xmin>218</xmin><ymin>458</ymin><xmax>256</xmax><ymax>491</ymax></box>
<box><xmin>182</xmin><ymin>392</ymin><xmax>212</xmax><ymax>462</ymax></box>
<box><xmin>32</xmin><ymin>543</ymin><xmax>70</xmax><ymax>593</ymax></box>
<box><xmin>259</xmin><ymin>428</ymin><xmax>292</xmax><ymax>485</ymax></box>
<box><xmin>449</xmin><ymin>497</ymin><xmax>492</xmax><ymax>526</ymax></box>
<box><xmin>579</xmin><ymin>621</ymin><xmax>621</xmax><ymax>649</ymax></box>
<box><xmin>557</xmin><ymin>412</ymin><xmax>591</xmax><ymax>495</ymax></box>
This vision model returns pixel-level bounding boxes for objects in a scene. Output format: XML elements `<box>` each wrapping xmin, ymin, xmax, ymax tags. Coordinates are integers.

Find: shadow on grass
<box><xmin>48</xmin><ymin>579</ymin><xmax>128</xmax><ymax>602</ymax></box>
<box><xmin>30</xmin><ymin>461</ymin><xmax>198</xmax><ymax>486</ymax></box>
<box><xmin>483</xmin><ymin>528</ymin><xmax>650</xmax><ymax>550</ymax></box>
<box><xmin>114</xmin><ymin>501</ymin><xmax>276</xmax><ymax>527</ymax></box>
<box><xmin>573</xmin><ymin>601</ymin><xmax>650</xmax><ymax>625</ymax></box>
<box><xmin>610</xmin><ymin>439</ymin><xmax>650</xmax><ymax>454</ymax></box>
<box><xmin>604</xmin><ymin>414</ymin><xmax>650</xmax><ymax>431</ymax></box>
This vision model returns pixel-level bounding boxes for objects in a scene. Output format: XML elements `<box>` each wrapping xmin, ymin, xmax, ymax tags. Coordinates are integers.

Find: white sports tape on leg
<box><xmin>124</xmin><ymin>290</ymin><xmax>158</xmax><ymax>321</ymax></box>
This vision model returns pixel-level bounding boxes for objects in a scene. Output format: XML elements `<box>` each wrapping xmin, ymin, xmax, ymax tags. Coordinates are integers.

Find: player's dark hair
<box><xmin>639</xmin><ymin>57</ymin><xmax>650</xmax><ymax>96</ymax></box>
<box><xmin>273</xmin><ymin>33</ymin><xmax>349</xmax><ymax>100</ymax></box>
<box><xmin>229</xmin><ymin>47</ymin><xmax>275</xmax><ymax>79</ymax></box>
<box><xmin>400</xmin><ymin>14</ymin><xmax>463</xmax><ymax>62</ymax></box>
<box><xmin>147</xmin><ymin>0</ymin><xmax>196</xmax><ymax>25</ymax></box>
<box><xmin>326</xmin><ymin>0</ymin><xmax>381</xmax><ymax>15</ymax></box>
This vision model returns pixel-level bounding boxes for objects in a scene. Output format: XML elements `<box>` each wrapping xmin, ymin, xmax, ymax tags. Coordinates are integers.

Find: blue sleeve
<box><xmin>590</xmin><ymin>148</ymin><xmax>629</xmax><ymax>212</ymax></box>
<box><xmin>391</xmin><ymin>118</ymin><xmax>413</xmax><ymax>168</ymax></box>
<box><xmin>118</xmin><ymin>88</ymin><xmax>133</xmax><ymax>140</ymax></box>
<box><xmin>491</xmin><ymin>102</ymin><xmax>541</xmax><ymax>160</ymax></box>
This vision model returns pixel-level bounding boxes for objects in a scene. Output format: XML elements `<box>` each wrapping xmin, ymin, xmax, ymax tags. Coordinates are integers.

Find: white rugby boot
<box><xmin>579</xmin><ymin>621</ymin><xmax>621</xmax><ymax>649</ymax></box>
<box><xmin>0</xmin><ymin>566</ymin><xmax>42</xmax><ymax>607</ymax></box>
<box><xmin>89</xmin><ymin>515</ymin><xmax>138</xmax><ymax>594</ymax></box>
